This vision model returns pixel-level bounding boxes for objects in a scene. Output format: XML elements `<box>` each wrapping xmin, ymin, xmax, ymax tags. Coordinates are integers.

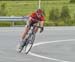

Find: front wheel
<box><xmin>25</xmin><ymin>34</ymin><xmax>35</xmax><ymax>54</ymax></box>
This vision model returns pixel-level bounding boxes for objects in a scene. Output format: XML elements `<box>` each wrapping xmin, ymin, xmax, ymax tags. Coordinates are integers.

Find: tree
<box><xmin>60</xmin><ymin>6</ymin><xmax>71</xmax><ymax>21</ymax></box>
<box><xmin>49</xmin><ymin>8</ymin><xmax>59</xmax><ymax>21</ymax></box>
<box><xmin>0</xmin><ymin>3</ymin><xmax>7</xmax><ymax>16</ymax></box>
<box><xmin>70</xmin><ymin>0</ymin><xmax>75</xmax><ymax>3</ymax></box>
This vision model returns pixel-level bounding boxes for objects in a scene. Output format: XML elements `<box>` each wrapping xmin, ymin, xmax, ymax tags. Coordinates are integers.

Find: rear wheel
<box><xmin>17</xmin><ymin>40</ymin><xmax>26</xmax><ymax>53</ymax></box>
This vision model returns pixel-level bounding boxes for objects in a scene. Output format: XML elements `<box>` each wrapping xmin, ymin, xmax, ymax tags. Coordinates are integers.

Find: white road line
<box><xmin>29</xmin><ymin>39</ymin><xmax>75</xmax><ymax>62</ymax></box>
<box><xmin>0</xmin><ymin>27</ymin><xmax>75</xmax><ymax>32</ymax></box>
<box><xmin>33</xmin><ymin>39</ymin><xmax>75</xmax><ymax>47</ymax></box>
<box><xmin>29</xmin><ymin>52</ymin><xmax>69</xmax><ymax>62</ymax></box>
<box><xmin>0</xmin><ymin>30</ymin><xmax>22</xmax><ymax>32</ymax></box>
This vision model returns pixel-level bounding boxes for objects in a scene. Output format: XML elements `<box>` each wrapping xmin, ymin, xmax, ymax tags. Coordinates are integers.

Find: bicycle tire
<box><xmin>17</xmin><ymin>40</ymin><xmax>26</xmax><ymax>53</ymax></box>
<box><xmin>25</xmin><ymin>34</ymin><xmax>35</xmax><ymax>54</ymax></box>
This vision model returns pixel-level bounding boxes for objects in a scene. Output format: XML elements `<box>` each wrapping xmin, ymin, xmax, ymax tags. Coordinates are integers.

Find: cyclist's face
<box><xmin>36</xmin><ymin>13</ymin><xmax>41</xmax><ymax>18</ymax></box>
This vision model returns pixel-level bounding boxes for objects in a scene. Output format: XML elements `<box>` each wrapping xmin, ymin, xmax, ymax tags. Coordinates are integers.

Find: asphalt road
<box><xmin>0</xmin><ymin>27</ymin><xmax>75</xmax><ymax>62</ymax></box>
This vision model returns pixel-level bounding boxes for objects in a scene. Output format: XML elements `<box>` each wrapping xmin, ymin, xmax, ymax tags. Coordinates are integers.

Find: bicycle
<box><xmin>17</xmin><ymin>25</ymin><xmax>40</xmax><ymax>54</ymax></box>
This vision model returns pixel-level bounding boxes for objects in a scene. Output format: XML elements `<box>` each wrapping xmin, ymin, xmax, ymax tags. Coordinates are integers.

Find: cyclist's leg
<box><xmin>33</xmin><ymin>23</ymin><xmax>38</xmax><ymax>33</ymax></box>
<box><xmin>19</xmin><ymin>25</ymin><xmax>30</xmax><ymax>46</ymax></box>
<box><xmin>21</xmin><ymin>20</ymin><xmax>31</xmax><ymax>40</ymax></box>
<box><xmin>18</xmin><ymin>20</ymin><xmax>32</xmax><ymax>52</ymax></box>
<box><xmin>20</xmin><ymin>26</ymin><xmax>30</xmax><ymax>41</ymax></box>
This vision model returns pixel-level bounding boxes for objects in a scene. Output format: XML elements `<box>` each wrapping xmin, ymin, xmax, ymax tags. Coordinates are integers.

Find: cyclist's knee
<box><xmin>34</xmin><ymin>27</ymin><xmax>38</xmax><ymax>33</ymax></box>
<box><xmin>25</xmin><ymin>25</ymin><xmax>31</xmax><ymax>34</ymax></box>
<box><xmin>26</xmin><ymin>25</ymin><xmax>31</xmax><ymax>29</ymax></box>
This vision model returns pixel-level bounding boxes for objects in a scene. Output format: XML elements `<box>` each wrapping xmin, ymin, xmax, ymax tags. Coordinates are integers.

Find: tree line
<box><xmin>48</xmin><ymin>6</ymin><xmax>75</xmax><ymax>26</ymax></box>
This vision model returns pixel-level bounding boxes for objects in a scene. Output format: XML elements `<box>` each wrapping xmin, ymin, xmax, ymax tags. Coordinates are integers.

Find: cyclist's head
<box><xmin>36</xmin><ymin>9</ymin><xmax>43</xmax><ymax>18</ymax></box>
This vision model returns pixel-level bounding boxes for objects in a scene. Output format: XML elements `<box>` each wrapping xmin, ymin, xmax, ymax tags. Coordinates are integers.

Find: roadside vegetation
<box><xmin>0</xmin><ymin>0</ymin><xmax>75</xmax><ymax>26</ymax></box>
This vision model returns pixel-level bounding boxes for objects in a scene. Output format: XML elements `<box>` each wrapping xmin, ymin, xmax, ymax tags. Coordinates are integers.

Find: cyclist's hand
<box><xmin>40</xmin><ymin>27</ymin><xmax>44</xmax><ymax>33</ymax></box>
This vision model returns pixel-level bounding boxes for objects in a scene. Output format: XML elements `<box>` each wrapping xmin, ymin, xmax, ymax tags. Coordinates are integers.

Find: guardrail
<box><xmin>0</xmin><ymin>16</ymin><xmax>29</xmax><ymax>26</ymax></box>
<box><xmin>0</xmin><ymin>16</ymin><xmax>29</xmax><ymax>21</ymax></box>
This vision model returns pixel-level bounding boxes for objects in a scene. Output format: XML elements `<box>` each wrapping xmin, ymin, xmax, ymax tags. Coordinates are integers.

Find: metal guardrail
<box><xmin>0</xmin><ymin>16</ymin><xmax>29</xmax><ymax>21</ymax></box>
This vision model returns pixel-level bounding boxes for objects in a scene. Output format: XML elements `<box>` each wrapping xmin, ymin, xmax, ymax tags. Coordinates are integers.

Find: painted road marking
<box><xmin>29</xmin><ymin>39</ymin><xmax>75</xmax><ymax>62</ymax></box>
<box><xmin>0</xmin><ymin>27</ymin><xmax>75</xmax><ymax>32</ymax></box>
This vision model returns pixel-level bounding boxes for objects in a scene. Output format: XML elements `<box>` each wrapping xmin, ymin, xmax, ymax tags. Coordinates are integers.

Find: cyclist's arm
<box><xmin>40</xmin><ymin>16</ymin><xmax>45</xmax><ymax>27</ymax></box>
<box><xmin>39</xmin><ymin>16</ymin><xmax>45</xmax><ymax>33</ymax></box>
<box><xmin>39</xmin><ymin>21</ymin><xmax>44</xmax><ymax>33</ymax></box>
<box><xmin>40</xmin><ymin>21</ymin><xmax>44</xmax><ymax>27</ymax></box>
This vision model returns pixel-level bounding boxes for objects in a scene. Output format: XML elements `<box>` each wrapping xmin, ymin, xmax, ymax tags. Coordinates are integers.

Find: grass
<box><xmin>0</xmin><ymin>1</ymin><xmax>75</xmax><ymax>17</ymax></box>
<box><xmin>0</xmin><ymin>22</ymin><xmax>11</xmax><ymax>27</ymax></box>
<box><xmin>0</xmin><ymin>21</ymin><xmax>26</xmax><ymax>27</ymax></box>
<box><xmin>0</xmin><ymin>1</ymin><xmax>74</xmax><ymax>16</ymax></box>
<box><xmin>0</xmin><ymin>0</ymin><xmax>75</xmax><ymax>26</ymax></box>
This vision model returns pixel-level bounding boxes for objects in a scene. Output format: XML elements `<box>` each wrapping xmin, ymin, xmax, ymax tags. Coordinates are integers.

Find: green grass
<box><xmin>0</xmin><ymin>1</ymin><xmax>73</xmax><ymax>16</ymax></box>
<box><xmin>0</xmin><ymin>21</ymin><xmax>26</xmax><ymax>27</ymax></box>
<box><xmin>0</xmin><ymin>1</ymin><xmax>75</xmax><ymax>17</ymax></box>
<box><xmin>0</xmin><ymin>0</ymin><xmax>75</xmax><ymax>26</ymax></box>
<box><xmin>0</xmin><ymin>22</ymin><xmax>11</xmax><ymax>27</ymax></box>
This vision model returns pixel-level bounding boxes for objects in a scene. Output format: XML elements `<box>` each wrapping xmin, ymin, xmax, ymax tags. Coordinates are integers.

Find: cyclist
<box><xmin>18</xmin><ymin>9</ymin><xmax>45</xmax><ymax>52</ymax></box>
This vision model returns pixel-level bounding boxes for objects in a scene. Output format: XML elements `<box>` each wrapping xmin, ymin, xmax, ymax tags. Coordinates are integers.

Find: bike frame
<box><xmin>25</xmin><ymin>25</ymin><xmax>37</xmax><ymax>54</ymax></box>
